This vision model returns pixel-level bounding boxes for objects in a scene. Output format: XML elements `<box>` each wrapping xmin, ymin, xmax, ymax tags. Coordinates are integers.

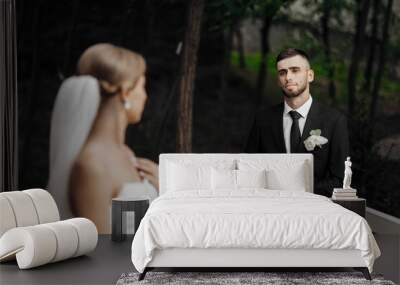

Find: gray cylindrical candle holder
<box><xmin>111</xmin><ymin>198</ymin><xmax>149</xmax><ymax>242</ymax></box>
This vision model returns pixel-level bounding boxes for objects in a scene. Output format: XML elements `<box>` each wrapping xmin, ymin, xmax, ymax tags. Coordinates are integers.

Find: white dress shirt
<box><xmin>283</xmin><ymin>96</ymin><xmax>313</xmax><ymax>153</ymax></box>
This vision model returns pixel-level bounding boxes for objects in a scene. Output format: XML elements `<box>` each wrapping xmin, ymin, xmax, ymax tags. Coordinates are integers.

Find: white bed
<box><xmin>131</xmin><ymin>154</ymin><xmax>380</xmax><ymax>280</ymax></box>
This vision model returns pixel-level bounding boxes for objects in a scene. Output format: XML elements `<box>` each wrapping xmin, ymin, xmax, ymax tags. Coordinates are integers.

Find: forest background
<box><xmin>16</xmin><ymin>0</ymin><xmax>400</xmax><ymax>217</ymax></box>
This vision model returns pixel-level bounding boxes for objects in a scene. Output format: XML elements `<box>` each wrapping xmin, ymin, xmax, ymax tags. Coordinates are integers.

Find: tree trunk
<box><xmin>369</xmin><ymin>0</ymin><xmax>393</xmax><ymax>121</ymax></box>
<box><xmin>154</xmin><ymin>46</ymin><xmax>182</xmax><ymax>155</ymax></box>
<box><xmin>256</xmin><ymin>15</ymin><xmax>272</xmax><ymax>107</ymax></box>
<box><xmin>347</xmin><ymin>0</ymin><xmax>371</xmax><ymax>115</ymax></box>
<box><xmin>320</xmin><ymin>0</ymin><xmax>336</xmax><ymax>103</ymax></box>
<box><xmin>235</xmin><ymin>21</ymin><xmax>246</xmax><ymax>69</ymax></box>
<box><xmin>177</xmin><ymin>0</ymin><xmax>204</xmax><ymax>153</ymax></box>
<box><xmin>221</xmin><ymin>23</ymin><xmax>234</xmax><ymax>102</ymax></box>
<box><xmin>363</xmin><ymin>0</ymin><xmax>379</xmax><ymax>93</ymax></box>
<box><xmin>217</xmin><ymin>22</ymin><xmax>235</xmax><ymax>152</ymax></box>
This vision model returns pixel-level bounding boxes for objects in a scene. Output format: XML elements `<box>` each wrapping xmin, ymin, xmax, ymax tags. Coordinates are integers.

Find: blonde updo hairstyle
<box><xmin>77</xmin><ymin>43</ymin><xmax>146</xmax><ymax>97</ymax></box>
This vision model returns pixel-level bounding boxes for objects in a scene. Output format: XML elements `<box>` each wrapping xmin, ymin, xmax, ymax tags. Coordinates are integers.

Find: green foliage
<box><xmin>207</xmin><ymin>0</ymin><xmax>293</xmax><ymax>30</ymax></box>
<box><xmin>222</xmin><ymin>0</ymin><xmax>400</xmax><ymax>219</ymax></box>
<box><xmin>381</xmin><ymin>76</ymin><xmax>400</xmax><ymax>102</ymax></box>
<box><xmin>247</xmin><ymin>0</ymin><xmax>294</xmax><ymax>19</ymax></box>
<box><xmin>230</xmin><ymin>45</ymin><xmax>400</xmax><ymax>108</ymax></box>
<box><xmin>231</xmin><ymin>51</ymin><xmax>276</xmax><ymax>75</ymax></box>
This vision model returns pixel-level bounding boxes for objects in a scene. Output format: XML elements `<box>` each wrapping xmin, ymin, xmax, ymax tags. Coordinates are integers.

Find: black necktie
<box><xmin>289</xmin><ymin>110</ymin><xmax>302</xmax><ymax>153</ymax></box>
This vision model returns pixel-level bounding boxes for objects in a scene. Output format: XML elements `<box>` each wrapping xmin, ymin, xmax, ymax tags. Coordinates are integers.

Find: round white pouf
<box><xmin>0</xmin><ymin>191</ymin><xmax>39</xmax><ymax>227</ymax></box>
<box><xmin>0</xmin><ymin>226</ymin><xmax>57</xmax><ymax>269</ymax></box>
<box><xmin>42</xmin><ymin>221</ymin><xmax>79</xmax><ymax>262</ymax></box>
<box><xmin>0</xmin><ymin>196</ymin><xmax>17</xmax><ymax>237</ymax></box>
<box><xmin>66</xmin><ymin>218</ymin><xmax>98</xmax><ymax>257</ymax></box>
<box><xmin>24</xmin><ymin>189</ymin><xmax>60</xmax><ymax>223</ymax></box>
<box><xmin>0</xmin><ymin>218</ymin><xmax>98</xmax><ymax>269</ymax></box>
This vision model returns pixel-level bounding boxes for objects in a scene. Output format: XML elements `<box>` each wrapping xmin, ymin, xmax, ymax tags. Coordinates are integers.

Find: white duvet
<box><xmin>131</xmin><ymin>190</ymin><xmax>380</xmax><ymax>273</ymax></box>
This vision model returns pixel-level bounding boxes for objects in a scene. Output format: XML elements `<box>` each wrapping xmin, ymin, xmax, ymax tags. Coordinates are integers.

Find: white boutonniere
<box><xmin>304</xmin><ymin>129</ymin><xmax>328</xmax><ymax>151</ymax></box>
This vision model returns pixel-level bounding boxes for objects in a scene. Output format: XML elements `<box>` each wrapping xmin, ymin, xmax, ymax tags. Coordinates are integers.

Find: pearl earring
<box><xmin>124</xmin><ymin>100</ymin><xmax>131</xmax><ymax>110</ymax></box>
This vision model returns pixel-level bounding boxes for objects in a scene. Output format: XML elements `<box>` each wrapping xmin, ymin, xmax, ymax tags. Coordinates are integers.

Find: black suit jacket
<box><xmin>244</xmin><ymin>100</ymin><xmax>350</xmax><ymax>196</ymax></box>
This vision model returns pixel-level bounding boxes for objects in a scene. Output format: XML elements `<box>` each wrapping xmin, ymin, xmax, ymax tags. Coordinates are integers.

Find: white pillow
<box><xmin>167</xmin><ymin>162</ymin><xmax>211</xmax><ymax>191</ymax></box>
<box><xmin>238</xmin><ymin>158</ymin><xmax>309</xmax><ymax>192</ymax></box>
<box><xmin>266</xmin><ymin>163</ymin><xmax>307</xmax><ymax>191</ymax></box>
<box><xmin>165</xmin><ymin>159</ymin><xmax>235</xmax><ymax>192</ymax></box>
<box><xmin>211</xmin><ymin>168</ymin><xmax>236</xmax><ymax>190</ymax></box>
<box><xmin>237</xmin><ymin>169</ymin><xmax>267</xmax><ymax>188</ymax></box>
<box><xmin>211</xmin><ymin>169</ymin><xmax>268</xmax><ymax>191</ymax></box>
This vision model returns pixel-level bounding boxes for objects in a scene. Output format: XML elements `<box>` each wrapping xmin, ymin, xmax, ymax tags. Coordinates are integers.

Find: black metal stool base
<box><xmin>138</xmin><ymin>267</ymin><xmax>151</xmax><ymax>281</ymax></box>
<box><xmin>354</xmin><ymin>267</ymin><xmax>372</xmax><ymax>280</ymax></box>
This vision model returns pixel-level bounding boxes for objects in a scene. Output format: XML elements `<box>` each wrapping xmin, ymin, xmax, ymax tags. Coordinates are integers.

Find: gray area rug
<box><xmin>116</xmin><ymin>272</ymin><xmax>396</xmax><ymax>285</ymax></box>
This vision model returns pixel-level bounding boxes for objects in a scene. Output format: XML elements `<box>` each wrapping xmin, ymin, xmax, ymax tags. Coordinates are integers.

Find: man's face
<box><xmin>276</xmin><ymin>55</ymin><xmax>314</xmax><ymax>98</ymax></box>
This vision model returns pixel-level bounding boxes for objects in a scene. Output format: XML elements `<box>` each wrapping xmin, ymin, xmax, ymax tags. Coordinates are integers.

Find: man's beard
<box><xmin>282</xmin><ymin>83</ymin><xmax>307</xmax><ymax>98</ymax></box>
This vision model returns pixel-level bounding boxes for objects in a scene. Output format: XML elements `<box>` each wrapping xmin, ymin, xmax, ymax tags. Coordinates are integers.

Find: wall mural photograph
<box><xmin>1</xmin><ymin>0</ymin><xmax>400</xmax><ymax>284</ymax></box>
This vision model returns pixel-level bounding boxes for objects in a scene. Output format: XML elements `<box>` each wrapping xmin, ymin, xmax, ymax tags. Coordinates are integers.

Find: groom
<box><xmin>244</xmin><ymin>48</ymin><xmax>349</xmax><ymax>196</ymax></box>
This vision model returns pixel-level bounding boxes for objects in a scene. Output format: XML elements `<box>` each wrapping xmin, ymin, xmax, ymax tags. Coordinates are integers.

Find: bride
<box><xmin>48</xmin><ymin>43</ymin><xmax>158</xmax><ymax>233</ymax></box>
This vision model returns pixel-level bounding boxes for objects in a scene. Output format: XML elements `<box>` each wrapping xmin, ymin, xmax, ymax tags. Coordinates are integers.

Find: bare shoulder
<box><xmin>69</xmin><ymin>142</ymin><xmax>114</xmax><ymax>208</ymax></box>
<box><xmin>70</xmin><ymin>143</ymin><xmax>109</xmax><ymax>187</ymax></box>
<box><xmin>78</xmin><ymin>142</ymin><xmax>108</xmax><ymax>167</ymax></box>
<box><xmin>69</xmin><ymin>143</ymin><xmax>114</xmax><ymax>230</ymax></box>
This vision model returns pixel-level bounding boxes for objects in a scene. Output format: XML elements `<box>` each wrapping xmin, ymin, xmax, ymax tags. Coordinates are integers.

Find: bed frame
<box><xmin>138</xmin><ymin>154</ymin><xmax>371</xmax><ymax>280</ymax></box>
<box><xmin>140</xmin><ymin>248</ymin><xmax>370</xmax><ymax>280</ymax></box>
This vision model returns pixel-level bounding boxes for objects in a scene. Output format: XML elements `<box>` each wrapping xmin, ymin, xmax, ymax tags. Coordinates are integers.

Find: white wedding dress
<box><xmin>118</xmin><ymin>180</ymin><xmax>158</xmax><ymax>201</ymax></box>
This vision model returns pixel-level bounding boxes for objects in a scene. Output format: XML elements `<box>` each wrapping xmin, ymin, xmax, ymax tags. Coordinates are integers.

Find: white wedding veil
<box><xmin>48</xmin><ymin>76</ymin><xmax>100</xmax><ymax>219</ymax></box>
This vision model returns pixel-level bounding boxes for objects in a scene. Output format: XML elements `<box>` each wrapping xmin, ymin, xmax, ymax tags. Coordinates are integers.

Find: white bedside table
<box><xmin>111</xmin><ymin>197</ymin><xmax>149</xmax><ymax>242</ymax></box>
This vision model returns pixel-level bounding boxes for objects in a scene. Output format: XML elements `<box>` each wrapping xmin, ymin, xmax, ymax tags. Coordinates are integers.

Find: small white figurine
<box><xmin>343</xmin><ymin>157</ymin><xmax>353</xmax><ymax>189</ymax></box>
